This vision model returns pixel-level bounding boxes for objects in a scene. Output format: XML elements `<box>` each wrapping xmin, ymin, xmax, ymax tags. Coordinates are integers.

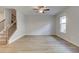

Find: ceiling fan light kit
<box><xmin>33</xmin><ymin>6</ymin><xmax>50</xmax><ymax>13</ymax></box>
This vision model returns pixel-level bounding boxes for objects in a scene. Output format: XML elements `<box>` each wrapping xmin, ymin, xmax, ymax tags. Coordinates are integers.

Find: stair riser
<box><xmin>0</xmin><ymin>40</ymin><xmax>7</xmax><ymax>45</ymax></box>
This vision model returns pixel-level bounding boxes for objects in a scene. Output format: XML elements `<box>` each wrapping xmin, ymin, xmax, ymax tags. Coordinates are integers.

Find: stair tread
<box><xmin>0</xmin><ymin>40</ymin><xmax>6</xmax><ymax>41</ymax></box>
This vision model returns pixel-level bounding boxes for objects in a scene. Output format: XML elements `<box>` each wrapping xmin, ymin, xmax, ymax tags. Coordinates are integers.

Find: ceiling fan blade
<box><xmin>38</xmin><ymin>6</ymin><xmax>45</xmax><ymax>8</ymax></box>
<box><xmin>33</xmin><ymin>9</ymin><xmax>39</xmax><ymax>10</ymax></box>
<box><xmin>44</xmin><ymin>9</ymin><xmax>50</xmax><ymax>11</ymax></box>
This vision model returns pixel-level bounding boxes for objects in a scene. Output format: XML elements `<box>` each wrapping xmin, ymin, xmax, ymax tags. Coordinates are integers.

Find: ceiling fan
<box><xmin>33</xmin><ymin>6</ymin><xmax>50</xmax><ymax>13</ymax></box>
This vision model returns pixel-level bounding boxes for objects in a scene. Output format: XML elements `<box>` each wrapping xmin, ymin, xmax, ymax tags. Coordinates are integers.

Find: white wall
<box><xmin>56</xmin><ymin>6</ymin><xmax>79</xmax><ymax>47</ymax></box>
<box><xmin>25</xmin><ymin>15</ymin><xmax>56</xmax><ymax>35</ymax></box>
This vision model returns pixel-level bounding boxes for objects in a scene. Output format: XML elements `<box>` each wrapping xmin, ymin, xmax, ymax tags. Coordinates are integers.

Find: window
<box><xmin>60</xmin><ymin>16</ymin><xmax>66</xmax><ymax>33</ymax></box>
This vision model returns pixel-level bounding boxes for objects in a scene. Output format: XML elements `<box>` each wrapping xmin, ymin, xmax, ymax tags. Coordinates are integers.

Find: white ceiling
<box><xmin>0</xmin><ymin>6</ymin><xmax>68</xmax><ymax>16</ymax></box>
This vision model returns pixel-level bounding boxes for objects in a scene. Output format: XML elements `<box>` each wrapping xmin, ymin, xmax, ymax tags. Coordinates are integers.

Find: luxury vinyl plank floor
<box><xmin>0</xmin><ymin>35</ymin><xmax>79</xmax><ymax>53</ymax></box>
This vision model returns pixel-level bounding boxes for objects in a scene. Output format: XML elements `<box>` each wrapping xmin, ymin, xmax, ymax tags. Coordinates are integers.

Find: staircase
<box><xmin>0</xmin><ymin>9</ymin><xmax>16</xmax><ymax>45</ymax></box>
<box><xmin>0</xmin><ymin>22</ymin><xmax>16</xmax><ymax>45</ymax></box>
<box><xmin>0</xmin><ymin>29</ymin><xmax>7</xmax><ymax>45</ymax></box>
<box><xmin>0</xmin><ymin>19</ymin><xmax>7</xmax><ymax>45</ymax></box>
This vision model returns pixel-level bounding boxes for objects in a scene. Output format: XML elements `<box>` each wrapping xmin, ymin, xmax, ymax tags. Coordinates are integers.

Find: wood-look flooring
<box><xmin>0</xmin><ymin>35</ymin><xmax>79</xmax><ymax>53</ymax></box>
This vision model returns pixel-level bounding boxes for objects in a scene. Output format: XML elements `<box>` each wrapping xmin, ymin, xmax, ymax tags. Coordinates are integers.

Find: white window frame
<box><xmin>60</xmin><ymin>16</ymin><xmax>66</xmax><ymax>33</ymax></box>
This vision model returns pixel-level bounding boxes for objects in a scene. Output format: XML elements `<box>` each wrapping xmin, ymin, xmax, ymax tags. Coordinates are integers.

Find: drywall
<box><xmin>9</xmin><ymin>11</ymin><xmax>26</xmax><ymax>44</ymax></box>
<box><xmin>56</xmin><ymin>7</ymin><xmax>79</xmax><ymax>47</ymax></box>
<box><xmin>25</xmin><ymin>15</ymin><xmax>56</xmax><ymax>35</ymax></box>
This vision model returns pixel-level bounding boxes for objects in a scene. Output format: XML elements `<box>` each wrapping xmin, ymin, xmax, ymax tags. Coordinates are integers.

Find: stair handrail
<box><xmin>7</xmin><ymin>21</ymin><xmax>16</xmax><ymax>30</ymax></box>
<box><xmin>0</xmin><ymin>19</ymin><xmax>5</xmax><ymax>23</ymax></box>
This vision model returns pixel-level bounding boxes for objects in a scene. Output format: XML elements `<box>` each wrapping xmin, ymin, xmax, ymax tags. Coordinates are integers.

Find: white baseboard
<box><xmin>8</xmin><ymin>34</ymin><xmax>25</xmax><ymax>44</ymax></box>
